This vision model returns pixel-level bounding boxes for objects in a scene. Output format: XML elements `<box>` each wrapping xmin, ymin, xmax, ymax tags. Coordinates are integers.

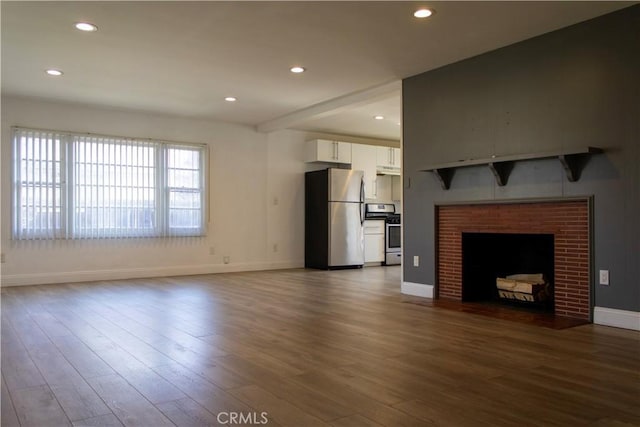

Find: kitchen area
<box><xmin>304</xmin><ymin>139</ymin><xmax>401</xmax><ymax>270</ymax></box>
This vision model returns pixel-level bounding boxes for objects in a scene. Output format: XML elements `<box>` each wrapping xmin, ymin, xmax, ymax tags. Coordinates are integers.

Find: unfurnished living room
<box><xmin>1</xmin><ymin>2</ymin><xmax>639</xmax><ymax>426</ymax></box>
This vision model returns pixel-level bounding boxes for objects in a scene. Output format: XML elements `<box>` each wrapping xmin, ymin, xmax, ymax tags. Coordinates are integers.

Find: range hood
<box><xmin>376</xmin><ymin>165</ymin><xmax>401</xmax><ymax>176</ymax></box>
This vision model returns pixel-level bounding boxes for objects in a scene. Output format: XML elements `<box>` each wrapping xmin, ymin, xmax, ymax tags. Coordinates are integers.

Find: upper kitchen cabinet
<box><xmin>351</xmin><ymin>143</ymin><xmax>378</xmax><ymax>199</ymax></box>
<box><xmin>306</xmin><ymin>139</ymin><xmax>352</xmax><ymax>164</ymax></box>
<box><xmin>376</xmin><ymin>147</ymin><xmax>401</xmax><ymax>173</ymax></box>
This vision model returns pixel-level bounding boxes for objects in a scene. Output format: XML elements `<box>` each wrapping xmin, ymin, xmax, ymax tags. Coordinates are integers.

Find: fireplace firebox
<box><xmin>462</xmin><ymin>232</ymin><xmax>554</xmax><ymax>311</ymax></box>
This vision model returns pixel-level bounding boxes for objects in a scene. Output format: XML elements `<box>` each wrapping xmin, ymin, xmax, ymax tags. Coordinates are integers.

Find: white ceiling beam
<box><xmin>256</xmin><ymin>80</ymin><xmax>401</xmax><ymax>133</ymax></box>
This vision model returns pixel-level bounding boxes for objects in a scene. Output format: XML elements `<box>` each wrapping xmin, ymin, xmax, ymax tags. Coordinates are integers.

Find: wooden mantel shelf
<box><xmin>421</xmin><ymin>146</ymin><xmax>603</xmax><ymax>190</ymax></box>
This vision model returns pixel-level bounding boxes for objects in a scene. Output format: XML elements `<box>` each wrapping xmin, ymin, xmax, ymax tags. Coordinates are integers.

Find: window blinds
<box><xmin>12</xmin><ymin>128</ymin><xmax>206</xmax><ymax>240</ymax></box>
<box><xmin>13</xmin><ymin>129</ymin><xmax>64</xmax><ymax>239</ymax></box>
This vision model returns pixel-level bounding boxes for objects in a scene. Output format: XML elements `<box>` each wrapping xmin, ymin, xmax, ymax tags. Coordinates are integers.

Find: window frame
<box><xmin>12</xmin><ymin>127</ymin><xmax>208</xmax><ymax>240</ymax></box>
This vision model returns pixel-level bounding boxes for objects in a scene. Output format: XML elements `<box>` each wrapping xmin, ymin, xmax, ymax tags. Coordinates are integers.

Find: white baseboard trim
<box><xmin>401</xmin><ymin>281</ymin><xmax>434</xmax><ymax>298</ymax></box>
<box><xmin>0</xmin><ymin>260</ymin><xmax>304</xmax><ymax>287</ymax></box>
<box><xmin>593</xmin><ymin>307</ymin><xmax>640</xmax><ymax>331</ymax></box>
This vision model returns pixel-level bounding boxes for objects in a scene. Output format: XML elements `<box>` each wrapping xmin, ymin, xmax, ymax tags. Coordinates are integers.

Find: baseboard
<box><xmin>401</xmin><ymin>281</ymin><xmax>434</xmax><ymax>298</ymax></box>
<box><xmin>0</xmin><ymin>260</ymin><xmax>304</xmax><ymax>287</ymax></box>
<box><xmin>593</xmin><ymin>307</ymin><xmax>640</xmax><ymax>331</ymax></box>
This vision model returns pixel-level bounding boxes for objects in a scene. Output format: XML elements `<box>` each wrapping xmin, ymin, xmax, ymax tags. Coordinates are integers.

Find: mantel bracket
<box><xmin>487</xmin><ymin>161</ymin><xmax>513</xmax><ymax>186</ymax></box>
<box><xmin>431</xmin><ymin>168</ymin><xmax>454</xmax><ymax>190</ymax></box>
<box><xmin>558</xmin><ymin>154</ymin><xmax>588</xmax><ymax>182</ymax></box>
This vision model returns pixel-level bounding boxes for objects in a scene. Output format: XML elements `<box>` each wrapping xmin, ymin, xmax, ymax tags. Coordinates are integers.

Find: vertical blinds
<box><xmin>13</xmin><ymin>129</ymin><xmax>63</xmax><ymax>239</ymax></box>
<box><xmin>13</xmin><ymin>128</ymin><xmax>206</xmax><ymax>240</ymax></box>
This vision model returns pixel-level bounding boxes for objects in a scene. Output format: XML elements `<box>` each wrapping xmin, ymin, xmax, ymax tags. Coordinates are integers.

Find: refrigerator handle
<box><xmin>360</xmin><ymin>178</ymin><xmax>365</xmax><ymax>224</ymax></box>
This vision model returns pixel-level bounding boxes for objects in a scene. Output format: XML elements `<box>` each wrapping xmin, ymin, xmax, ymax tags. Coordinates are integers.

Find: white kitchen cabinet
<box><xmin>351</xmin><ymin>143</ymin><xmax>378</xmax><ymax>199</ymax></box>
<box><xmin>375</xmin><ymin>175</ymin><xmax>392</xmax><ymax>202</ymax></box>
<box><xmin>391</xmin><ymin>175</ymin><xmax>402</xmax><ymax>202</ymax></box>
<box><xmin>376</xmin><ymin>146</ymin><xmax>401</xmax><ymax>169</ymax></box>
<box><xmin>306</xmin><ymin>139</ymin><xmax>352</xmax><ymax>164</ymax></box>
<box><xmin>363</xmin><ymin>220</ymin><xmax>385</xmax><ymax>263</ymax></box>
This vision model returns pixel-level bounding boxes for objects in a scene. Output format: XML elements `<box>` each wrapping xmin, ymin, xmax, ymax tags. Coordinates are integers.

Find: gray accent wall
<box><xmin>402</xmin><ymin>6</ymin><xmax>639</xmax><ymax>312</ymax></box>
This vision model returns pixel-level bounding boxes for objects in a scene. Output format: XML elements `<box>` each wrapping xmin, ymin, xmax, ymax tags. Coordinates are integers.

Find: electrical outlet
<box><xmin>273</xmin><ymin>243</ymin><xmax>278</xmax><ymax>253</ymax></box>
<box><xmin>209</xmin><ymin>247</ymin><xmax>215</xmax><ymax>255</ymax></box>
<box><xmin>273</xmin><ymin>197</ymin><xmax>279</xmax><ymax>206</ymax></box>
<box><xmin>599</xmin><ymin>270</ymin><xmax>609</xmax><ymax>286</ymax></box>
<box><xmin>413</xmin><ymin>255</ymin><xmax>419</xmax><ymax>267</ymax></box>
<box><xmin>223</xmin><ymin>256</ymin><xmax>230</xmax><ymax>264</ymax></box>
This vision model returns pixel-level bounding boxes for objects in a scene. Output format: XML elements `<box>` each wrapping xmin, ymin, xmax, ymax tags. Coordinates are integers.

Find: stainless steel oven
<box><xmin>364</xmin><ymin>203</ymin><xmax>401</xmax><ymax>266</ymax></box>
<box><xmin>385</xmin><ymin>214</ymin><xmax>401</xmax><ymax>265</ymax></box>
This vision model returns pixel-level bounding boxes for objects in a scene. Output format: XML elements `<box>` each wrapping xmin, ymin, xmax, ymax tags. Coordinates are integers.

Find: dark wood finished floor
<box><xmin>411</xmin><ymin>299</ymin><xmax>590</xmax><ymax>330</ymax></box>
<box><xmin>1</xmin><ymin>267</ymin><xmax>639</xmax><ymax>426</ymax></box>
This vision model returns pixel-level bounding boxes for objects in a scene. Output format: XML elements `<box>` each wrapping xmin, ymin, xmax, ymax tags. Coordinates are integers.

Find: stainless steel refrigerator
<box><xmin>305</xmin><ymin>168</ymin><xmax>365</xmax><ymax>269</ymax></box>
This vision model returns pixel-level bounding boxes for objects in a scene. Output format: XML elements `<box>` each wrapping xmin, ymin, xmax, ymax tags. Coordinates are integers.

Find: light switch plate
<box><xmin>413</xmin><ymin>256</ymin><xmax>419</xmax><ymax>267</ymax></box>
<box><xmin>599</xmin><ymin>270</ymin><xmax>609</xmax><ymax>286</ymax></box>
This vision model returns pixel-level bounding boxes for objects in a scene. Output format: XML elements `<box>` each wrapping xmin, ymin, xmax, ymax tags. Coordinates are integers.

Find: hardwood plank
<box><xmin>4</xmin><ymin>311</ymin><xmax>116</xmax><ymax>422</ymax></box>
<box><xmin>155</xmin><ymin>397</ymin><xmax>257</xmax><ymax>427</ymax></box>
<box><xmin>287</xmin><ymin>369</ymin><xmax>428</xmax><ymax>426</ymax></box>
<box><xmin>45</xmin><ymin>334</ymin><xmax>116</xmax><ymax>379</ymax></box>
<box><xmin>119</xmin><ymin>368</ymin><xmax>186</xmax><ymax>404</ymax></box>
<box><xmin>63</xmin><ymin>304</ymin><xmax>176</xmax><ymax>368</ymax></box>
<box><xmin>30</xmin><ymin>309</ymin><xmax>75</xmax><ymax>339</ymax></box>
<box><xmin>0</xmin><ymin>319</ymin><xmax>47</xmax><ymax>391</ymax></box>
<box><xmin>83</xmin><ymin>298</ymin><xmax>228</xmax><ymax>359</ymax></box>
<box><xmin>394</xmin><ymin>398</ymin><xmax>504</xmax><ymax>427</ymax></box>
<box><xmin>293</xmin><ymin>367</ymin><xmax>408</xmax><ymax>406</ymax></box>
<box><xmin>11</xmin><ymin>385</ymin><xmax>72</xmax><ymax>427</ymax></box>
<box><xmin>350</xmin><ymin>401</ymin><xmax>434</xmax><ymax>427</ymax></box>
<box><xmin>1</xmin><ymin>374</ymin><xmax>20</xmax><ymax>427</ymax></box>
<box><xmin>214</xmin><ymin>354</ymin><xmax>355</xmax><ymax>421</ymax></box>
<box><xmin>588</xmin><ymin>417</ymin><xmax>640</xmax><ymax>427</ymax></box>
<box><xmin>180</xmin><ymin>359</ymin><xmax>254</xmax><ymax>390</ymax></box>
<box><xmin>22</xmin><ymin>310</ymin><xmax>179</xmax><ymax>412</ymax></box>
<box><xmin>44</xmin><ymin>318</ymin><xmax>149</xmax><ymax>373</ymax></box>
<box><xmin>229</xmin><ymin>384</ymin><xmax>329</xmax><ymax>427</ymax></box>
<box><xmin>44</xmin><ymin>309</ymin><xmax>187</xmax><ymax>405</ymax></box>
<box><xmin>50</xmin><ymin>382</ymin><xmax>112</xmax><ymax>422</ymax></box>
<box><xmin>155</xmin><ymin>397</ymin><xmax>218</xmax><ymax>426</ymax></box>
<box><xmin>151</xmin><ymin>362</ymin><xmax>254</xmax><ymax>416</ymax></box>
<box><xmin>330</xmin><ymin>414</ymin><xmax>384</xmax><ymax>427</ymax></box>
<box><xmin>393</xmin><ymin>382</ymin><xmax>537</xmax><ymax>427</ymax></box>
<box><xmin>85</xmin><ymin>374</ymin><xmax>173</xmax><ymax>427</ymax></box>
<box><xmin>334</xmin><ymin>356</ymin><xmax>479</xmax><ymax>399</ymax></box>
<box><xmin>72</xmin><ymin>413</ymin><xmax>125</xmax><ymax>426</ymax></box>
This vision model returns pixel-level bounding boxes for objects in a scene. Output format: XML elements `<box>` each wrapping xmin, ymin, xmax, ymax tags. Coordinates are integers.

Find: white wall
<box><xmin>265</xmin><ymin>130</ymin><xmax>307</xmax><ymax>265</ymax></box>
<box><xmin>0</xmin><ymin>96</ymin><xmax>309</xmax><ymax>286</ymax></box>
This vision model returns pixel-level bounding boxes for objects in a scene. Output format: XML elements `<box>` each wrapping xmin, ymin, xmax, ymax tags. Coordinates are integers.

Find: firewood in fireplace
<box><xmin>496</xmin><ymin>274</ymin><xmax>552</xmax><ymax>302</ymax></box>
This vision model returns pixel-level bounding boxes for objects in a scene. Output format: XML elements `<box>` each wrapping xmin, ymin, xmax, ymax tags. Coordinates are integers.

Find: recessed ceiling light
<box><xmin>224</xmin><ymin>96</ymin><xmax>237</xmax><ymax>102</ymax></box>
<box><xmin>290</xmin><ymin>66</ymin><xmax>305</xmax><ymax>74</ymax></box>
<box><xmin>374</xmin><ymin>115</ymin><xmax>385</xmax><ymax>120</ymax></box>
<box><xmin>414</xmin><ymin>8</ymin><xmax>434</xmax><ymax>18</ymax></box>
<box><xmin>46</xmin><ymin>69</ymin><xmax>63</xmax><ymax>76</ymax></box>
<box><xmin>75</xmin><ymin>22</ymin><xmax>98</xmax><ymax>32</ymax></box>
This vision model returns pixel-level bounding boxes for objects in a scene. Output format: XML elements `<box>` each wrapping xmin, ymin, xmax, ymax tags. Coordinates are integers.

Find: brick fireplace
<box><xmin>436</xmin><ymin>199</ymin><xmax>591</xmax><ymax>320</ymax></box>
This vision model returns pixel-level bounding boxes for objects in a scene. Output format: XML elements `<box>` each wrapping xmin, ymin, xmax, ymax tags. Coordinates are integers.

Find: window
<box><xmin>12</xmin><ymin>128</ymin><xmax>207</xmax><ymax>239</ymax></box>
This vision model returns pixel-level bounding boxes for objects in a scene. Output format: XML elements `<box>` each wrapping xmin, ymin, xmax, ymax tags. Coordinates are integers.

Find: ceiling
<box><xmin>1</xmin><ymin>1</ymin><xmax>633</xmax><ymax>142</ymax></box>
